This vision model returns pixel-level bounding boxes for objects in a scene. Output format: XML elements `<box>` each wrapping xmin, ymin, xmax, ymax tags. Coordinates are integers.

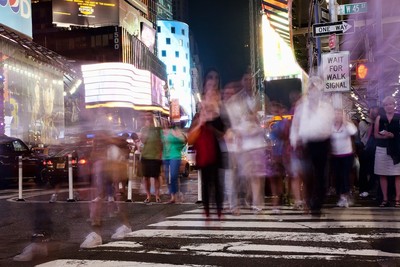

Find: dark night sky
<box><xmin>187</xmin><ymin>0</ymin><xmax>249</xmax><ymax>86</ymax></box>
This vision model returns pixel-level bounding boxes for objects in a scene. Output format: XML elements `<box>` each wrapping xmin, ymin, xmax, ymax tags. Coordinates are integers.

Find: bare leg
<box><xmin>154</xmin><ymin>177</ymin><xmax>161</xmax><ymax>200</ymax></box>
<box><xmin>380</xmin><ymin>176</ymin><xmax>388</xmax><ymax>204</ymax></box>
<box><xmin>395</xmin><ymin>176</ymin><xmax>400</xmax><ymax>201</ymax></box>
<box><xmin>144</xmin><ymin>177</ymin><xmax>151</xmax><ymax>200</ymax></box>
<box><xmin>291</xmin><ymin>178</ymin><xmax>302</xmax><ymax>205</ymax></box>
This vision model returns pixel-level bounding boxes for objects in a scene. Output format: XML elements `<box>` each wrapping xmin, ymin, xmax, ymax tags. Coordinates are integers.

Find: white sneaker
<box><xmin>91</xmin><ymin>197</ymin><xmax>103</xmax><ymax>202</ymax></box>
<box><xmin>80</xmin><ymin>232</ymin><xmax>102</xmax><ymax>248</ymax></box>
<box><xmin>49</xmin><ymin>194</ymin><xmax>57</xmax><ymax>203</ymax></box>
<box><xmin>337</xmin><ymin>197</ymin><xmax>349</xmax><ymax>208</ymax></box>
<box><xmin>252</xmin><ymin>206</ymin><xmax>263</xmax><ymax>214</ymax></box>
<box><xmin>111</xmin><ymin>225</ymin><xmax>132</xmax><ymax>240</ymax></box>
<box><xmin>13</xmin><ymin>243</ymin><xmax>48</xmax><ymax>261</ymax></box>
<box><xmin>271</xmin><ymin>208</ymin><xmax>281</xmax><ymax>214</ymax></box>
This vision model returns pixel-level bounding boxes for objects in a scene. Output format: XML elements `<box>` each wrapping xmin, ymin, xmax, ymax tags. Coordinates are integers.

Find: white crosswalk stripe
<box><xmin>37</xmin><ymin>206</ymin><xmax>400</xmax><ymax>266</ymax></box>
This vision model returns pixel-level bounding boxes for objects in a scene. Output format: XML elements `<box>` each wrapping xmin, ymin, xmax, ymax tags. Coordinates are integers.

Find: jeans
<box><xmin>163</xmin><ymin>159</ymin><xmax>181</xmax><ymax>194</ymax></box>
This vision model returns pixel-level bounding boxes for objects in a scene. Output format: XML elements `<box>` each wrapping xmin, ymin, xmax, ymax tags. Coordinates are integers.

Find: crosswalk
<box><xmin>37</xmin><ymin>206</ymin><xmax>400</xmax><ymax>266</ymax></box>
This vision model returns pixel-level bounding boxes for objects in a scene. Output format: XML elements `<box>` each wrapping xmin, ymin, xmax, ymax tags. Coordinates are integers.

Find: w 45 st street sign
<box><xmin>313</xmin><ymin>20</ymin><xmax>355</xmax><ymax>37</ymax></box>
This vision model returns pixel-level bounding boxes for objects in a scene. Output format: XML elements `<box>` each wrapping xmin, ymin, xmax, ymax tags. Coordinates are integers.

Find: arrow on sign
<box><xmin>313</xmin><ymin>20</ymin><xmax>355</xmax><ymax>37</ymax></box>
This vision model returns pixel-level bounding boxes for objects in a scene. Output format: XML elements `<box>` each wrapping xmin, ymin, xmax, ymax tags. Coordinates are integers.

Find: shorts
<box><xmin>141</xmin><ymin>158</ymin><xmax>162</xmax><ymax>178</ymax></box>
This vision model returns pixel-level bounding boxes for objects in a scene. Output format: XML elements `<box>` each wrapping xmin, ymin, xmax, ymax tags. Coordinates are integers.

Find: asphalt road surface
<box><xmin>0</xmin><ymin>173</ymin><xmax>400</xmax><ymax>267</ymax></box>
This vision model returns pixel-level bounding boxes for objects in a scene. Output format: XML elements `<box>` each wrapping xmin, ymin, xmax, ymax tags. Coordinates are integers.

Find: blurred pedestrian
<box><xmin>162</xmin><ymin>121</ymin><xmax>187</xmax><ymax>204</ymax></box>
<box><xmin>290</xmin><ymin>76</ymin><xmax>334</xmax><ymax>214</ymax></box>
<box><xmin>268</xmin><ymin>102</ymin><xmax>289</xmax><ymax>212</ymax></box>
<box><xmin>224</xmin><ymin>69</ymin><xmax>268</xmax><ymax>214</ymax></box>
<box><xmin>358</xmin><ymin>106</ymin><xmax>379</xmax><ymax>198</ymax></box>
<box><xmin>220</xmin><ymin>81</ymin><xmax>238</xmax><ymax>215</ymax></box>
<box><xmin>80</xmin><ymin>136</ymin><xmax>132</xmax><ymax>248</ymax></box>
<box><xmin>330</xmin><ymin>109</ymin><xmax>358</xmax><ymax>208</ymax></box>
<box><xmin>188</xmin><ymin>68</ymin><xmax>227</xmax><ymax>219</ymax></box>
<box><xmin>287</xmin><ymin>90</ymin><xmax>304</xmax><ymax>209</ymax></box>
<box><xmin>13</xmin><ymin>203</ymin><xmax>52</xmax><ymax>261</ymax></box>
<box><xmin>140</xmin><ymin>113</ymin><xmax>163</xmax><ymax>203</ymax></box>
<box><xmin>373</xmin><ymin>96</ymin><xmax>400</xmax><ymax>207</ymax></box>
<box><xmin>90</xmin><ymin>131</ymin><xmax>115</xmax><ymax>202</ymax></box>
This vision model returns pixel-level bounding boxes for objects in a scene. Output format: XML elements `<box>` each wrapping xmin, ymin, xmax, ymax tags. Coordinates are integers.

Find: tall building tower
<box><xmin>157</xmin><ymin>20</ymin><xmax>192</xmax><ymax>124</ymax></box>
<box><xmin>156</xmin><ymin>0</ymin><xmax>173</xmax><ymax>20</ymax></box>
<box><xmin>172</xmin><ymin>0</ymin><xmax>189</xmax><ymax>23</ymax></box>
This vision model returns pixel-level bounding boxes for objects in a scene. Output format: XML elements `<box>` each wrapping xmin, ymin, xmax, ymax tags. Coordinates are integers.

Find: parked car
<box><xmin>0</xmin><ymin>136</ymin><xmax>46</xmax><ymax>187</ymax></box>
<box><xmin>179</xmin><ymin>155</ymin><xmax>190</xmax><ymax>178</ymax></box>
<box><xmin>185</xmin><ymin>145</ymin><xmax>196</xmax><ymax>170</ymax></box>
<box><xmin>42</xmin><ymin>145</ymin><xmax>93</xmax><ymax>186</ymax></box>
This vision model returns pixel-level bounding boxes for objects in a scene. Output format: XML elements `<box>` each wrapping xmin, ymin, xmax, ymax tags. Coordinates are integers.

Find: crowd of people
<box><xmin>14</xmin><ymin>66</ymin><xmax>400</xmax><ymax>260</ymax></box>
<box><xmin>187</xmin><ymin>67</ymin><xmax>400</xmax><ymax>219</ymax></box>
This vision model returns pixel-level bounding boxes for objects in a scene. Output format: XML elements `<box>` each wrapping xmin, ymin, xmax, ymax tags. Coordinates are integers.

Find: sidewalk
<box><xmin>12</xmin><ymin>174</ymin><xmax>201</xmax><ymax>204</ymax></box>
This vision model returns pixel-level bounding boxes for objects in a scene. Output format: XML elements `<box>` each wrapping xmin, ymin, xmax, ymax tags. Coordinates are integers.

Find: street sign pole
<box><xmin>329</xmin><ymin>0</ymin><xmax>342</xmax><ymax>109</ymax></box>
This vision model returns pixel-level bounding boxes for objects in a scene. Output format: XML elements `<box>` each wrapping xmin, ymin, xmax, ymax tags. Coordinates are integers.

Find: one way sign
<box><xmin>312</xmin><ymin>20</ymin><xmax>355</xmax><ymax>37</ymax></box>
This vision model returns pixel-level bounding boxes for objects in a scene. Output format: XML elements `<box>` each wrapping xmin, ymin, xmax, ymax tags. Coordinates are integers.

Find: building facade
<box><xmin>31</xmin><ymin>0</ymin><xmax>169</xmax><ymax>133</ymax></box>
<box><xmin>156</xmin><ymin>20</ymin><xmax>192</xmax><ymax>123</ymax></box>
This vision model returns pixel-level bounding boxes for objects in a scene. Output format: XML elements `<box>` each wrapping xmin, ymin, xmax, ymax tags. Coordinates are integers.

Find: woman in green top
<box><xmin>162</xmin><ymin>122</ymin><xmax>187</xmax><ymax>203</ymax></box>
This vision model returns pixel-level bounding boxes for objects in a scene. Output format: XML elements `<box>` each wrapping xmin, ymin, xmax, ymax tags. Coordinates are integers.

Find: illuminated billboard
<box><xmin>261</xmin><ymin>0</ymin><xmax>291</xmax><ymax>45</ymax></box>
<box><xmin>0</xmin><ymin>0</ymin><xmax>32</xmax><ymax>38</ymax></box>
<box><xmin>52</xmin><ymin>0</ymin><xmax>119</xmax><ymax>27</ymax></box>
<box><xmin>261</xmin><ymin>14</ymin><xmax>301</xmax><ymax>78</ymax></box>
<box><xmin>82</xmin><ymin>63</ymin><xmax>168</xmax><ymax>114</ymax></box>
<box><xmin>141</xmin><ymin>22</ymin><xmax>156</xmax><ymax>52</ymax></box>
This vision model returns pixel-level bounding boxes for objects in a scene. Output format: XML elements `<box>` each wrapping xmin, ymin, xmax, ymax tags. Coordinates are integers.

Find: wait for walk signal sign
<box><xmin>322</xmin><ymin>51</ymin><xmax>350</xmax><ymax>92</ymax></box>
<box><xmin>313</xmin><ymin>20</ymin><xmax>355</xmax><ymax>37</ymax></box>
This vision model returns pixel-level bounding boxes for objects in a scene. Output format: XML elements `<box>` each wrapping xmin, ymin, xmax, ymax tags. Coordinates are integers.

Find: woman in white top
<box><xmin>330</xmin><ymin>109</ymin><xmax>358</xmax><ymax>207</ymax></box>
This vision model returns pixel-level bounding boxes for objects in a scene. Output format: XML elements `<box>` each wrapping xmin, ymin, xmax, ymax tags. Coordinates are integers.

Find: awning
<box><xmin>0</xmin><ymin>25</ymin><xmax>81</xmax><ymax>91</ymax></box>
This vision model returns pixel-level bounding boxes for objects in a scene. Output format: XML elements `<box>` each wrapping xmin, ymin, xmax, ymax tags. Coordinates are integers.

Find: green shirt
<box><xmin>140</xmin><ymin>126</ymin><xmax>162</xmax><ymax>160</ymax></box>
<box><xmin>161</xmin><ymin>129</ymin><xmax>186</xmax><ymax>160</ymax></box>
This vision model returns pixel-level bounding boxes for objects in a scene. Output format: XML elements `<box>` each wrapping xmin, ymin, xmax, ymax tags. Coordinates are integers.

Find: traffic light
<box><xmin>356</xmin><ymin>62</ymin><xmax>372</xmax><ymax>80</ymax></box>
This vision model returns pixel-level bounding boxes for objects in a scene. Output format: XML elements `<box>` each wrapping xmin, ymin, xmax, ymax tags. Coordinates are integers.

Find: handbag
<box><xmin>193</xmin><ymin>125</ymin><xmax>217</xmax><ymax>167</ymax></box>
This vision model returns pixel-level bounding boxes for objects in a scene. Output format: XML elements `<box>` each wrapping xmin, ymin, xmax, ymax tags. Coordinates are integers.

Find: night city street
<box><xmin>2</xmin><ymin>0</ymin><xmax>400</xmax><ymax>266</ymax></box>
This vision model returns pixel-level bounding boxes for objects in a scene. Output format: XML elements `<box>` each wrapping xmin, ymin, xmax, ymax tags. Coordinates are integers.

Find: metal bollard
<box><xmin>126</xmin><ymin>153</ymin><xmax>133</xmax><ymax>202</ymax></box>
<box><xmin>67</xmin><ymin>154</ymin><xmax>75</xmax><ymax>202</ymax></box>
<box><xmin>196</xmin><ymin>169</ymin><xmax>202</xmax><ymax>204</ymax></box>
<box><xmin>17</xmin><ymin>156</ymin><xmax>25</xmax><ymax>201</ymax></box>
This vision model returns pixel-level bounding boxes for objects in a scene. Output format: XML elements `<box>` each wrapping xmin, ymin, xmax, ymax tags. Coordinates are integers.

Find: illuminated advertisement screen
<box><xmin>0</xmin><ymin>0</ymin><xmax>32</xmax><ymax>38</ymax></box>
<box><xmin>52</xmin><ymin>0</ymin><xmax>118</xmax><ymax>27</ymax></box>
<box><xmin>151</xmin><ymin>74</ymin><xmax>168</xmax><ymax>109</ymax></box>
<box><xmin>141</xmin><ymin>22</ymin><xmax>156</xmax><ymax>52</ymax></box>
<box><xmin>82</xmin><ymin>62</ymin><xmax>152</xmax><ymax>107</ymax></box>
